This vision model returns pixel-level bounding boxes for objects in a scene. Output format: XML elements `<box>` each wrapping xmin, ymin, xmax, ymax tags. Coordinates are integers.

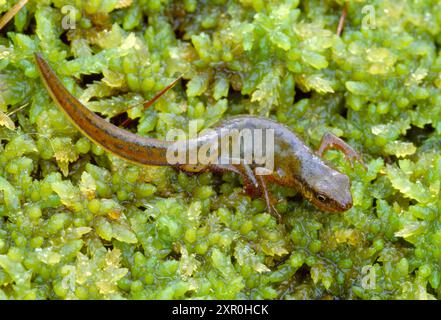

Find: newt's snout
<box><xmin>309</xmin><ymin>192</ymin><xmax>352</xmax><ymax>213</ymax></box>
<box><xmin>326</xmin><ymin>172</ymin><xmax>353</xmax><ymax>212</ymax></box>
<box><xmin>304</xmin><ymin>166</ymin><xmax>353</xmax><ymax>213</ymax></box>
<box><xmin>334</xmin><ymin>193</ymin><xmax>353</xmax><ymax>212</ymax></box>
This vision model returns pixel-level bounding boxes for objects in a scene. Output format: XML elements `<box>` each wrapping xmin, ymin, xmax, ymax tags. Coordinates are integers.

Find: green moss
<box><xmin>1</xmin><ymin>0</ymin><xmax>441</xmax><ymax>300</ymax></box>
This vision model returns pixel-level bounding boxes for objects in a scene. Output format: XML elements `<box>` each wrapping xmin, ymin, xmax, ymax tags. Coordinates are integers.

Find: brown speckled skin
<box><xmin>34</xmin><ymin>53</ymin><xmax>352</xmax><ymax>214</ymax></box>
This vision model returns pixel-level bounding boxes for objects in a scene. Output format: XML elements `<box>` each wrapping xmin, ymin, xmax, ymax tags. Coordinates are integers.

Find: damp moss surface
<box><xmin>1</xmin><ymin>0</ymin><xmax>441</xmax><ymax>300</ymax></box>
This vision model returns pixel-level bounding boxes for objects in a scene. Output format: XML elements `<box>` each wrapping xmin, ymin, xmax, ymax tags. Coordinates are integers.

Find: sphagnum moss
<box><xmin>0</xmin><ymin>0</ymin><xmax>441</xmax><ymax>300</ymax></box>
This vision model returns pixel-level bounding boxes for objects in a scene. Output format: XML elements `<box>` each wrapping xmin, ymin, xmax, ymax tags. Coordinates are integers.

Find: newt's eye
<box><xmin>316</xmin><ymin>194</ymin><xmax>328</xmax><ymax>202</ymax></box>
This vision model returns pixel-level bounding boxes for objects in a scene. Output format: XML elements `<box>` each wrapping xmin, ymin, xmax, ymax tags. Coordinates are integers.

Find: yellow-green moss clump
<box><xmin>1</xmin><ymin>0</ymin><xmax>441</xmax><ymax>299</ymax></box>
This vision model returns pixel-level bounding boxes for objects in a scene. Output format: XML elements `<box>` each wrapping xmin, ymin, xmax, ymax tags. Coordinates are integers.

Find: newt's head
<box><xmin>299</xmin><ymin>158</ymin><xmax>353</xmax><ymax>212</ymax></box>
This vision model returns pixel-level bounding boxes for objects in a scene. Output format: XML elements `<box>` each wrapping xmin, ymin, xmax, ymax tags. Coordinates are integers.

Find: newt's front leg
<box><xmin>256</xmin><ymin>173</ymin><xmax>283</xmax><ymax>223</ymax></box>
<box><xmin>212</xmin><ymin>162</ymin><xmax>282</xmax><ymax>222</ymax></box>
<box><xmin>317</xmin><ymin>132</ymin><xmax>364</xmax><ymax>167</ymax></box>
<box><xmin>232</xmin><ymin>163</ymin><xmax>283</xmax><ymax>222</ymax></box>
<box><xmin>209</xmin><ymin>162</ymin><xmax>259</xmax><ymax>196</ymax></box>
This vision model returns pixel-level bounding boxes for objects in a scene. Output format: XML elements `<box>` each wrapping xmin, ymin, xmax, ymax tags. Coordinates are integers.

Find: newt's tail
<box><xmin>34</xmin><ymin>53</ymin><xmax>171</xmax><ymax>166</ymax></box>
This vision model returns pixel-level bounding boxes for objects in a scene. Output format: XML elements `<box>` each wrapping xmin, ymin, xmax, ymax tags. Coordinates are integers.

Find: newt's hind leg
<box><xmin>317</xmin><ymin>132</ymin><xmax>364</xmax><ymax>167</ymax></box>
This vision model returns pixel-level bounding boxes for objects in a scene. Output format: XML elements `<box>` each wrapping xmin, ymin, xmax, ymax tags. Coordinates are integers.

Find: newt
<box><xmin>34</xmin><ymin>53</ymin><xmax>361</xmax><ymax>221</ymax></box>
